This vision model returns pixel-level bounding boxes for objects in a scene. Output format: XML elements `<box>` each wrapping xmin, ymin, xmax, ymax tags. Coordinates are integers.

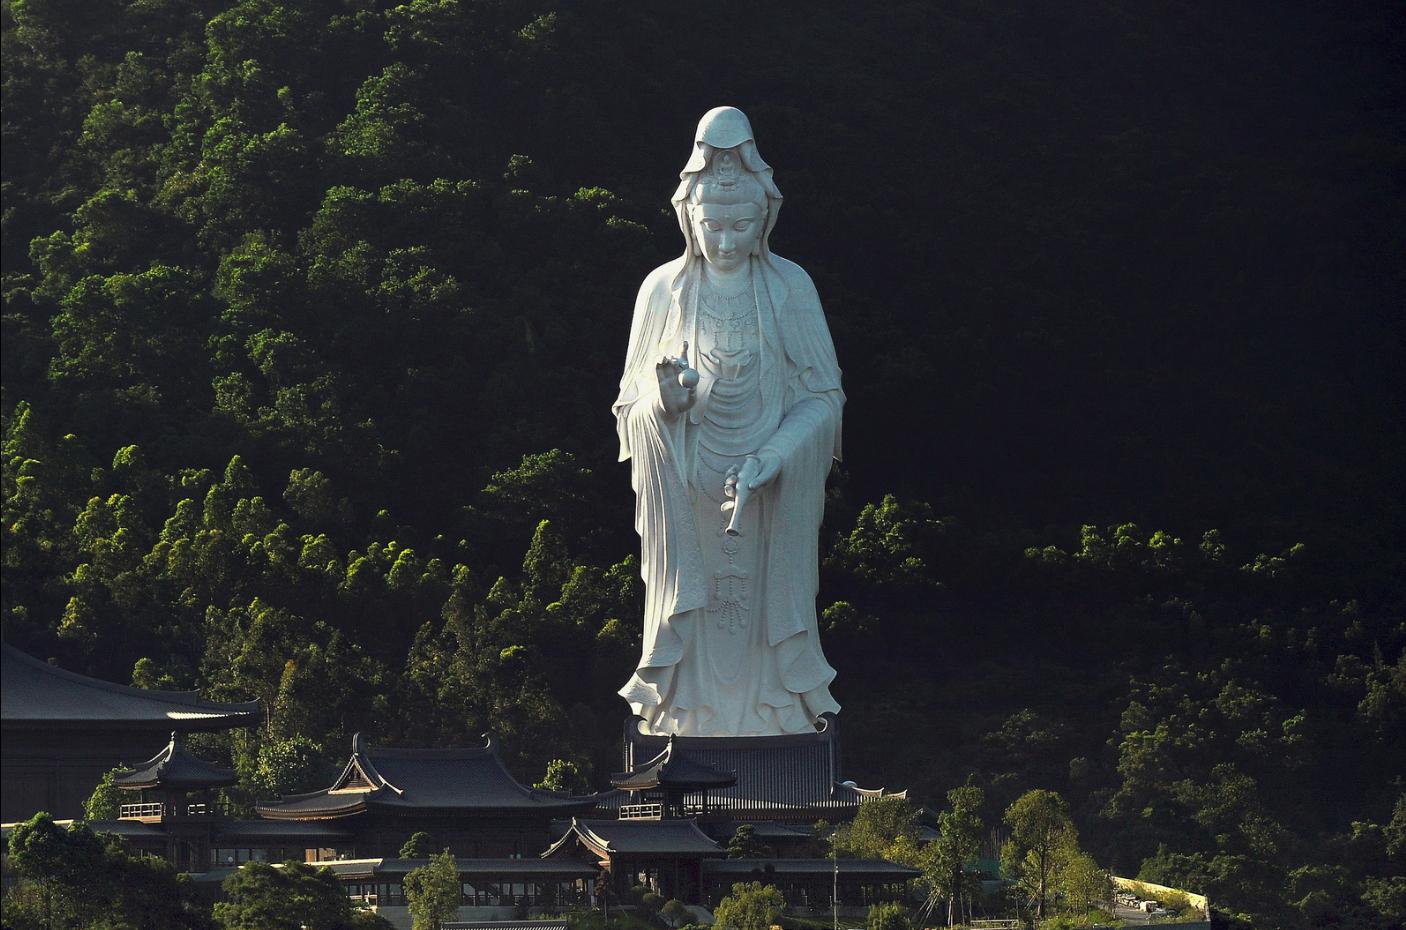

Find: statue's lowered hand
<box><xmin>722</xmin><ymin>454</ymin><xmax>779</xmax><ymax>536</ymax></box>
<box><xmin>655</xmin><ymin>341</ymin><xmax>699</xmax><ymax>415</ymax></box>
<box><xmin>722</xmin><ymin>458</ymin><xmax>755</xmax><ymax>537</ymax></box>
<box><xmin>748</xmin><ymin>450</ymin><xmax>781</xmax><ymax>490</ymax></box>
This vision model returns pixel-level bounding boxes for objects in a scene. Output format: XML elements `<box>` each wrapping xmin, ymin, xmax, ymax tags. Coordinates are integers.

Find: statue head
<box><xmin>685</xmin><ymin>151</ymin><xmax>769</xmax><ymax>272</ymax></box>
<box><xmin>672</xmin><ymin>107</ymin><xmax>783</xmax><ymax>267</ymax></box>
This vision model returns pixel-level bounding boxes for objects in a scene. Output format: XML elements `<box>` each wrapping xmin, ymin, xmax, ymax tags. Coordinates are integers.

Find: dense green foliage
<box><xmin>2</xmin><ymin>3</ymin><xmax>1402</xmax><ymax>930</ymax></box>
<box><xmin>865</xmin><ymin>902</ymin><xmax>913</xmax><ymax>930</ymax></box>
<box><xmin>403</xmin><ymin>849</ymin><xmax>460</xmax><ymax>930</ymax></box>
<box><xmin>4</xmin><ymin>813</ymin><xmax>213</xmax><ymax>930</ymax></box>
<box><xmin>212</xmin><ymin>859</ymin><xmax>388</xmax><ymax>930</ymax></box>
<box><xmin>397</xmin><ymin>830</ymin><xmax>438</xmax><ymax>858</ymax></box>
<box><xmin>725</xmin><ymin>824</ymin><xmax>773</xmax><ymax>861</ymax></box>
<box><xmin>925</xmin><ymin>785</ymin><xmax>985</xmax><ymax>926</ymax></box>
<box><xmin>1001</xmin><ymin>790</ymin><xmax>1081</xmax><ymax>919</ymax></box>
<box><xmin>713</xmin><ymin>882</ymin><xmax>785</xmax><ymax>930</ymax></box>
<box><xmin>81</xmin><ymin>766</ymin><xmax>125</xmax><ymax>821</ymax></box>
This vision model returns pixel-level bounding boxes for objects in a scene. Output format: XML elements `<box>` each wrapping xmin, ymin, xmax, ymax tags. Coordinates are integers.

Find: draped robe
<box><xmin>613</xmin><ymin>252</ymin><xmax>843</xmax><ymax>736</ymax></box>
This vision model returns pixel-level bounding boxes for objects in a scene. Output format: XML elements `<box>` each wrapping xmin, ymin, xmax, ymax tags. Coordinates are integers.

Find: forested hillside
<box><xmin>2</xmin><ymin>2</ymin><xmax>1403</xmax><ymax>928</ymax></box>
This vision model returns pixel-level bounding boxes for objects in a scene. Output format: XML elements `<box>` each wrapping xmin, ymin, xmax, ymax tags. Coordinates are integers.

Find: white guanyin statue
<box><xmin>614</xmin><ymin>107</ymin><xmax>844</xmax><ymax>736</ymax></box>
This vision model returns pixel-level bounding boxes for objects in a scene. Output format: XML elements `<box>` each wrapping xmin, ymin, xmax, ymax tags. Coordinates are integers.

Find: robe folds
<box><xmin>613</xmin><ymin>252</ymin><xmax>844</xmax><ymax>736</ymax></box>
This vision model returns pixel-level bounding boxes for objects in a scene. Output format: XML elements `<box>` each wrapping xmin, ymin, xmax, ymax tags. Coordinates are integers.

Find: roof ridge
<box><xmin>349</xmin><ymin>733</ymin><xmax>401</xmax><ymax>795</ymax></box>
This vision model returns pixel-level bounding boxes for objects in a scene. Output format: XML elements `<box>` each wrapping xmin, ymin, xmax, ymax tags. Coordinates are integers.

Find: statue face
<box><xmin>689</xmin><ymin>202</ymin><xmax>764</xmax><ymax>273</ymax></box>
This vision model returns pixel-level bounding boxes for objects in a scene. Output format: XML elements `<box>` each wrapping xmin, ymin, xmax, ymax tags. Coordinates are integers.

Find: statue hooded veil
<box><xmin>613</xmin><ymin>107</ymin><xmax>844</xmax><ymax>736</ymax></box>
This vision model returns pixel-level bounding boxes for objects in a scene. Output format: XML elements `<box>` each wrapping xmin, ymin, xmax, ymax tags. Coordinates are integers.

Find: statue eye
<box><xmin>734</xmin><ymin>221</ymin><xmax>752</xmax><ymax>231</ymax></box>
<box><xmin>704</xmin><ymin>221</ymin><xmax>722</xmax><ymax>232</ymax></box>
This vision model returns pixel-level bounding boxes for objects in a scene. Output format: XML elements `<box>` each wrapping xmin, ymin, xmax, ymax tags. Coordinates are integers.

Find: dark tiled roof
<box><xmin>545</xmin><ymin>818</ymin><xmax>723</xmax><ymax>857</ymax></box>
<box><xmin>83</xmin><ymin>819</ymin><xmax>169</xmax><ymax>839</ymax></box>
<box><xmin>319</xmin><ymin>858</ymin><xmax>598</xmax><ymax>880</ymax></box>
<box><xmin>256</xmin><ymin>733</ymin><xmax>598</xmax><ymax>819</ymax></box>
<box><xmin>705</xmin><ymin>858</ymin><xmax>921</xmax><ymax>878</ymax></box>
<box><xmin>611</xmin><ymin>736</ymin><xmax>737</xmax><ymax>791</ymax></box>
<box><xmin>1</xmin><ymin>644</ymin><xmax>259</xmax><ymax>730</ymax></box>
<box><xmin>212</xmin><ymin>821</ymin><xmax>354</xmax><ymax>842</ymax></box>
<box><xmin>189</xmin><ymin>867</ymin><xmax>241</xmax><ymax>884</ymax></box>
<box><xmin>114</xmin><ymin>732</ymin><xmax>237</xmax><ymax>790</ymax></box>
<box><xmin>254</xmin><ymin>790</ymin><xmax>367</xmax><ymax>819</ymax></box>
<box><xmin>703</xmin><ymin>821</ymin><xmax>815</xmax><ymax>841</ymax></box>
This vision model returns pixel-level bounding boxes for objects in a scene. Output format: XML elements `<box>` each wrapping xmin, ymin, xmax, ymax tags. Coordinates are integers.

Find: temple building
<box><xmin>609</xmin><ymin>735</ymin><xmax>739</xmax><ymax>820</ymax></box>
<box><xmin>701</xmin><ymin>859</ymin><xmax>921</xmax><ymax>909</ymax></box>
<box><xmin>0</xmin><ymin>644</ymin><xmax>259</xmax><ymax>821</ymax></box>
<box><xmin>545</xmin><ymin>817</ymin><xmax>726</xmax><ymax>902</ymax></box>
<box><xmin>254</xmin><ymin>734</ymin><xmax>599</xmax><ymax>858</ymax></box>
<box><xmin>108</xmin><ymin>731</ymin><xmax>239</xmax><ymax>871</ymax></box>
<box><xmin>1</xmin><ymin>655</ymin><xmax>920</xmax><ymax>925</ymax></box>
<box><xmin>599</xmin><ymin>717</ymin><xmax>905</xmax><ymax>823</ymax></box>
<box><xmin>325</xmin><ymin>857</ymin><xmax>598</xmax><ymax>915</ymax></box>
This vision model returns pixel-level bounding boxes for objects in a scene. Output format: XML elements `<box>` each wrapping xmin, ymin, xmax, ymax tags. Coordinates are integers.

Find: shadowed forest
<box><xmin>2</xmin><ymin>2</ymin><xmax>1403</xmax><ymax>928</ymax></box>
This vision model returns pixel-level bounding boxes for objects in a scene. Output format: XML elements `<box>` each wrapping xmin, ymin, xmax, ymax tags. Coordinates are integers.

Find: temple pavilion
<box><xmin>0</xmin><ymin>644</ymin><xmax>259</xmax><ymax>821</ymax></box>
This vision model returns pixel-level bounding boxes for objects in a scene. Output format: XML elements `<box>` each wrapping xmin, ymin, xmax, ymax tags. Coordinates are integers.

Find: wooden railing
<box><xmin>119</xmin><ymin>802</ymin><xmax>165</xmax><ymax>820</ymax></box>
<box><xmin>619</xmin><ymin>801</ymin><xmax>709</xmax><ymax>820</ymax></box>
<box><xmin>619</xmin><ymin>802</ymin><xmax>664</xmax><ymax>820</ymax></box>
<box><xmin>118</xmin><ymin>801</ymin><xmax>227</xmax><ymax>820</ymax></box>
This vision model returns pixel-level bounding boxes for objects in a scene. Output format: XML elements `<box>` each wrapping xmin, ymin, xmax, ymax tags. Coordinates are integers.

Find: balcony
<box><xmin>618</xmin><ymin>801</ymin><xmax>709</xmax><ymax>820</ymax></box>
<box><xmin>118</xmin><ymin>801</ymin><xmax>228</xmax><ymax>822</ymax></box>
<box><xmin>619</xmin><ymin>802</ymin><xmax>664</xmax><ymax>820</ymax></box>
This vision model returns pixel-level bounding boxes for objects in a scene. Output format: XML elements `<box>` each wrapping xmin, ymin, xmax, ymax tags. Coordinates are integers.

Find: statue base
<box><xmin>612</xmin><ymin>714</ymin><xmax>884</xmax><ymax>823</ymax></box>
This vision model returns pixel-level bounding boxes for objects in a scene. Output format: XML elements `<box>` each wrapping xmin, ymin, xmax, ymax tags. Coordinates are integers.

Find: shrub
<box><xmin>661</xmin><ymin>899</ymin><xmax>689</xmax><ymax>926</ymax></box>
<box><xmin>867</xmin><ymin>902</ymin><xmax>913</xmax><ymax>930</ymax></box>
<box><xmin>714</xmin><ymin>881</ymin><xmax>785</xmax><ymax>930</ymax></box>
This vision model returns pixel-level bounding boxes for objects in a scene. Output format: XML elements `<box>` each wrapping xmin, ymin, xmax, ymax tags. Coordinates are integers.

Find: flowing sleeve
<box><xmin>613</xmin><ymin>261</ymin><xmax>707</xmax><ymax>715</ymax></box>
<box><xmin>613</xmin><ymin>261</ymin><xmax>683</xmax><ymax>462</ymax></box>
<box><xmin>756</xmin><ymin>262</ymin><xmax>843</xmax><ymax>710</ymax></box>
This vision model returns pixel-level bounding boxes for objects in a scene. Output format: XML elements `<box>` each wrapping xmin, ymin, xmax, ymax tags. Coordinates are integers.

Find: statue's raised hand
<box><xmin>656</xmin><ymin>342</ymin><xmax>699</xmax><ymax>416</ymax></box>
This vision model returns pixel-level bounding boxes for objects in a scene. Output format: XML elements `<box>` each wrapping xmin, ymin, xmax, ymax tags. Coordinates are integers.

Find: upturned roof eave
<box><xmin>1</xmin><ymin>645</ymin><xmax>260</xmax><ymax>729</ymax></box>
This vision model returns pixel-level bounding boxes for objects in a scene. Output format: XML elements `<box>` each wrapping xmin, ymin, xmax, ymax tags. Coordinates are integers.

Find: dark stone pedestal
<box><xmin>616</xmin><ymin>715</ymin><xmax>869</xmax><ymax>822</ymax></box>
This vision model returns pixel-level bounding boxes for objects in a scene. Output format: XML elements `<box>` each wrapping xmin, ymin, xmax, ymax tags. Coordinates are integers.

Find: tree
<box><xmin>535</xmin><ymin>758</ymin><xmax>592</xmax><ymax>795</ymax></box>
<box><xmin>6</xmin><ymin>813</ymin><xmax>107</xmax><ymax>928</ymax></box>
<box><xmin>400</xmin><ymin>831</ymin><xmax>440</xmax><ymax>858</ymax></box>
<box><xmin>1057</xmin><ymin>851</ymin><xmax>1111</xmax><ymax>916</ymax></box>
<box><xmin>843</xmin><ymin>796</ymin><xmax>920</xmax><ymax>859</ymax></box>
<box><xmin>713</xmin><ymin>881</ymin><xmax>785</xmax><ymax>930</ymax></box>
<box><xmin>924</xmin><ymin>783</ymin><xmax>984</xmax><ymax>926</ymax></box>
<box><xmin>7</xmin><ymin>812</ymin><xmax>210</xmax><ymax>929</ymax></box>
<box><xmin>726</xmin><ymin>824</ymin><xmax>774</xmax><ymax>859</ymax></box>
<box><xmin>1003</xmin><ymin>790</ymin><xmax>1077</xmax><ymax>919</ymax></box>
<box><xmin>404</xmin><ymin>849</ymin><xmax>460</xmax><ymax>930</ymax></box>
<box><xmin>215</xmin><ymin>860</ymin><xmax>356</xmax><ymax>930</ymax></box>
<box><xmin>83</xmin><ymin>766</ymin><xmax>126</xmax><ymax>820</ymax></box>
